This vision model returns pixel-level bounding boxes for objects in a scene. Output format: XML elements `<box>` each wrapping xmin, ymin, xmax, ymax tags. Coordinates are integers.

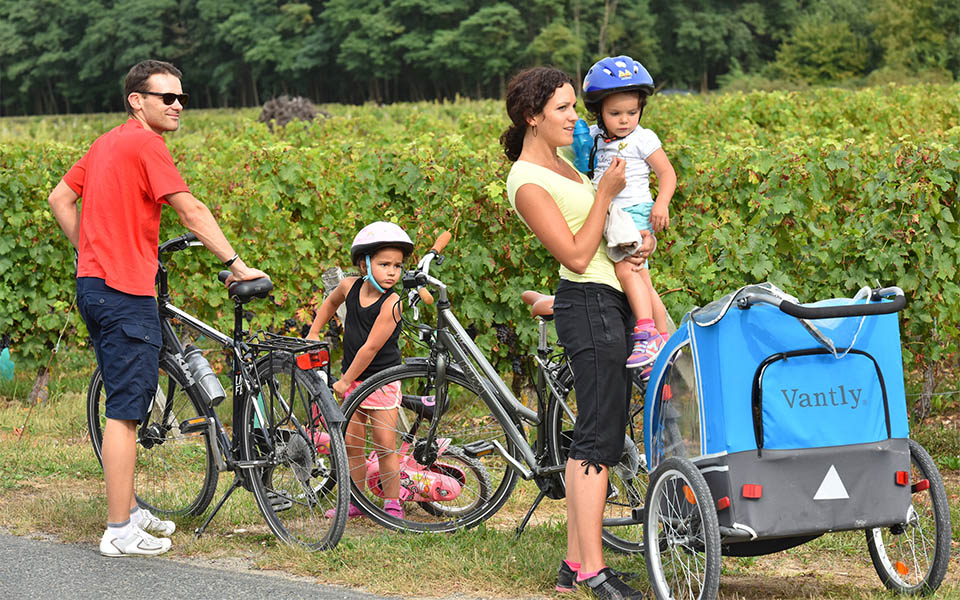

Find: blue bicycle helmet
<box><xmin>582</xmin><ymin>56</ymin><xmax>654</xmax><ymax>115</ymax></box>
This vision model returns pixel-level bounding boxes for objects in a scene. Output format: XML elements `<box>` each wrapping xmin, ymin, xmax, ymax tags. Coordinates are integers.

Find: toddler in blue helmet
<box><xmin>581</xmin><ymin>55</ymin><xmax>677</xmax><ymax>370</ymax></box>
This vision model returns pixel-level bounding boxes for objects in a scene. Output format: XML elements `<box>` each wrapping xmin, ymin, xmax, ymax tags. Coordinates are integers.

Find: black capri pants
<box><xmin>552</xmin><ymin>279</ymin><xmax>633</xmax><ymax>470</ymax></box>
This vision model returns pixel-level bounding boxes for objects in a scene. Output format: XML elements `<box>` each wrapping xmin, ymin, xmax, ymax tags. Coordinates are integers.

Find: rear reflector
<box><xmin>742</xmin><ymin>484</ymin><xmax>763</xmax><ymax>499</ymax></box>
<box><xmin>912</xmin><ymin>479</ymin><xmax>930</xmax><ymax>493</ymax></box>
<box><xmin>716</xmin><ymin>496</ymin><xmax>730</xmax><ymax>511</ymax></box>
<box><xmin>683</xmin><ymin>484</ymin><xmax>697</xmax><ymax>505</ymax></box>
<box><xmin>895</xmin><ymin>471</ymin><xmax>909</xmax><ymax>486</ymax></box>
<box><xmin>296</xmin><ymin>349</ymin><xmax>330</xmax><ymax>370</ymax></box>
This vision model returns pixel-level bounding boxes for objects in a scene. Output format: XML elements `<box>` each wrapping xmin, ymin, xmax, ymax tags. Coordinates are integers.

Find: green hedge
<box><xmin>2</xmin><ymin>87</ymin><xmax>958</xmax><ymax>383</ymax></box>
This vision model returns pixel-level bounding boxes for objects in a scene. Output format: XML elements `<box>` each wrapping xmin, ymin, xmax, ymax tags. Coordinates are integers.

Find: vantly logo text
<box><xmin>780</xmin><ymin>386</ymin><xmax>863</xmax><ymax>409</ymax></box>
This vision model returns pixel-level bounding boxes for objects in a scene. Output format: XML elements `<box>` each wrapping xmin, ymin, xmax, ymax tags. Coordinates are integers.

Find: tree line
<box><xmin>1</xmin><ymin>0</ymin><xmax>957</xmax><ymax>116</ymax></box>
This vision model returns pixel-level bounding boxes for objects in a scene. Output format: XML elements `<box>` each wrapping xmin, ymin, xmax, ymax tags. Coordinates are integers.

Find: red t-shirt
<box><xmin>64</xmin><ymin>119</ymin><xmax>189</xmax><ymax>296</ymax></box>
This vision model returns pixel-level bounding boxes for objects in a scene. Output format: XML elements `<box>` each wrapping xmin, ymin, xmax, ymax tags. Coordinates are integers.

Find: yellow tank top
<box><xmin>506</xmin><ymin>156</ymin><xmax>621</xmax><ymax>291</ymax></box>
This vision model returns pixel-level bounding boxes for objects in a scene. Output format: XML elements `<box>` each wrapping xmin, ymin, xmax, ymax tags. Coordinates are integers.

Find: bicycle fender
<box><xmin>315</xmin><ymin>382</ymin><xmax>346</xmax><ymax>426</ymax></box>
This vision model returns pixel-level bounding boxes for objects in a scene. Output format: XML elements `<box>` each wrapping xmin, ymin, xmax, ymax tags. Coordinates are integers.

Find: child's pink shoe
<box><xmin>383</xmin><ymin>499</ymin><xmax>405</xmax><ymax>519</ymax></box>
<box><xmin>626</xmin><ymin>329</ymin><xmax>665</xmax><ymax>369</ymax></box>
<box><xmin>325</xmin><ymin>503</ymin><xmax>364</xmax><ymax>519</ymax></box>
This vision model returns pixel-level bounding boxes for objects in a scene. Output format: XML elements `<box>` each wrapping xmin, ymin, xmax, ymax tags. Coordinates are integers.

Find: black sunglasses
<box><xmin>138</xmin><ymin>90</ymin><xmax>189</xmax><ymax>106</ymax></box>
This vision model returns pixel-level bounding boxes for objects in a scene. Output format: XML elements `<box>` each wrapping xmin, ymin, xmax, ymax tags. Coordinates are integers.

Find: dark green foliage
<box><xmin>1</xmin><ymin>0</ymin><xmax>959</xmax><ymax>115</ymax></box>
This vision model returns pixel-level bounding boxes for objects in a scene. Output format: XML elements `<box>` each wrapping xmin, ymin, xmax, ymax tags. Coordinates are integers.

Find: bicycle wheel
<box><xmin>548</xmin><ymin>366</ymin><xmax>648</xmax><ymax>553</ymax></box>
<box><xmin>644</xmin><ymin>457</ymin><xmax>721</xmax><ymax>600</ymax></box>
<box><xmin>866</xmin><ymin>439</ymin><xmax>951</xmax><ymax>595</ymax></box>
<box><xmin>340</xmin><ymin>362</ymin><xmax>521</xmax><ymax>532</ymax></box>
<box><xmin>242</xmin><ymin>352</ymin><xmax>350</xmax><ymax>550</ymax></box>
<box><xmin>87</xmin><ymin>354</ymin><xmax>218</xmax><ymax>516</ymax></box>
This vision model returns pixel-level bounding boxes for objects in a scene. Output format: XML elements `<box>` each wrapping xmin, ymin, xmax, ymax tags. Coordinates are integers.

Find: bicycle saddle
<box><xmin>218</xmin><ymin>271</ymin><xmax>274</xmax><ymax>304</ymax></box>
<box><xmin>521</xmin><ymin>290</ymin><xmax>554</xmax><ymax>320</ymax></box>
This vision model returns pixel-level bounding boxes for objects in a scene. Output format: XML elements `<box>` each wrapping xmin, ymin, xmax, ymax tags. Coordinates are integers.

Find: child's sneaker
<box><xmin>325</xmin><ymin>503</ymin><xmax>364</xmax><ymax>519</ymax></box>
<box><xmin>137</xmin><ymin>508</ymin><xmax>176</xmax><ymax>536</ymax></box>
<box><xmin>99</xmin><ymin>526</ymin><xmax>171</xmax><ymax>557</ymax></box>
<box><xmin>383</xmin><ymin>499</ymin><xmax>405</xmax><ymax>519</ymax></box>
<box><xmin>626</xmin><ymin>329</ymin><xmax>664</xmax><ymax>369</ymax></box>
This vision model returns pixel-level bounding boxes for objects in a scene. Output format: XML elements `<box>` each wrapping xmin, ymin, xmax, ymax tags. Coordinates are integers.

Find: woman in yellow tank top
<box><xmin>501</xmin><ymin>67</ymin><xmax>654</xmax><ymax>600</ymax></box>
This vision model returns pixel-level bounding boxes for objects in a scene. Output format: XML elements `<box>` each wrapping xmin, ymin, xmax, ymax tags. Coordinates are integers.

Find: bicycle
<box><xmin>86</xmin><ymin>232</ymin><xmax>350</xmax><ymax>550</ymax></box>
<box><xmin>336</xmin><ymin>232</ymin><xmax>649</xmax><ymax>552</ymax></box>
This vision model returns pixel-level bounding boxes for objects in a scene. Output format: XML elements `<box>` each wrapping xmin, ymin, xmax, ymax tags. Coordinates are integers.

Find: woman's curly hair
<box><xmin>500</xmin><ymin>67</ymin><xmax>574</xmax><ymax>162</ymax></box>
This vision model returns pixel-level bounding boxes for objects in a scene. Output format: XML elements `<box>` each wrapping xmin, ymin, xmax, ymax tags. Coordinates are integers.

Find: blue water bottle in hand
<box><xmin>572</xmin><ymin>119</ymin><xmax>593</xmax><ymax>174</ymax></box>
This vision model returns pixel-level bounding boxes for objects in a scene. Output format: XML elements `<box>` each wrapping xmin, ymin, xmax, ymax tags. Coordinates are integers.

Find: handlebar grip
<box><xmin>184</xmin><ymin>232</ymin><xmax>198</xmax><ymax>243</ymax></box>
<box><xmin>418</xmin><ymin>287</ymin><xmax>435</xmax><ymax>305</ymax></box>
<box><xmin>778</xmin><ymin>293</ymin><xmax>905</xmax><ymax>319</ymax></box>
<box><xmin>431</xmin><ymin>231</ymin><xmax>452</xmax><ymax>254</ymax></box>
<box><xmin>218</xmin><ymin>270</ymin><xmax>231</xmax><ymax>283</ymax></box>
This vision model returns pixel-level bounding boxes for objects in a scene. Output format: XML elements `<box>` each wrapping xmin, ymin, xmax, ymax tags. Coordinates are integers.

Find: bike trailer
<box><xmin>644</xmin><ymin>283</ymin><xmax>912</xmax><ymax>547</ymax></box>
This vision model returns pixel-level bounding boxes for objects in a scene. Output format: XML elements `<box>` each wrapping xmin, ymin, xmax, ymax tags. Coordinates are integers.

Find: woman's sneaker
<box><xmin>578</xmin><ymin>567</ymin><xmax>647</xmax><ymax>599</ymax></box>
<box><xmin>99</xmin><ymin>526</ymin><xmax>171</xmax><ymax>557</ymax></box>
<box><xmin>556</xmin><ymin>560</ymin><xmax>577</xmax><ymax>592</ymax></box>
<box><xmin>137</xmin><ymin>508</ymin><xmax>176</xmax><ymax>536</ymax></box>
<box><xmin>626</xmin><ymin>329</ymin><xmax>664</xmax><ymax>369</ymax></box>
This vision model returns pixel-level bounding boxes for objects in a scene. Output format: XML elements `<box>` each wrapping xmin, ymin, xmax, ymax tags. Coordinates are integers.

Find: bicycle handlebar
<box><xmin>430</xmin><ymin>231</ymin><xmax>452</xmax><ymax>254</ymax></box>
<box><xmin>405</xmin><ymin>231</ymin><xmax>453</xmax><ymax>307</ymax></box>
<box><xmin>739</xmin><ymin>286</ymin><xmax>906</xmax><ymax>319</ymax></box>
<box><xmin>159</xmin><ymin>232</ymin><xmax>199</xmax><ymax>255</ymax></box>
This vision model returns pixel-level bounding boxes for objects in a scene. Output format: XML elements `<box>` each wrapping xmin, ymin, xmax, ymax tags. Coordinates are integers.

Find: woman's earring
<box><xmin>532</xmin><ymin>125</ymin><xmax>538</xmax><ymax>138</ymax></box>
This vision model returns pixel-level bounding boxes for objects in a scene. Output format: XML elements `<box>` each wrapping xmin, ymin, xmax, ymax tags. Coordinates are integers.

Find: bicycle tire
<box><xmin>548</xmin><ymin>366</ymin><xmax>648</xmax><ymax>553</ymax></box>
<box><xmin>340</xmin><ymin>362</ymin><xmax>521</xmax><ymax>532</ymax></box>
<box><xmin>86</xmin><ymin>354</ymin><xmax>218</xmax><ymax>516</ymax></box>
<box><xmin>644</xmin><ymin>457</ymin><xmax>721</xmax><ymax>600</ymax></box>
<box><xmin>242</xmin><ymin>352</ymin><xmax>349</xmax><ymax>550</ymax></box>
<box><xmin>866</xmin><ymin>438</ymin><xmax>951</xmax><ymax>595</ymax></box>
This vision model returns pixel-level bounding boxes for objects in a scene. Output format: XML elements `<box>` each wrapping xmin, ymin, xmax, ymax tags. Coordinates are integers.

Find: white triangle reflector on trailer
<box><xmin>814</xmin><ymin>465</ymin><xmax>849</xmax><ymax>500</ymax></box>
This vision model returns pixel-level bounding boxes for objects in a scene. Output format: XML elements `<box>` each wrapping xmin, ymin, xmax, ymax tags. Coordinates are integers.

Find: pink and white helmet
<box><xmin>350</xmin><ymin>221</ymin><xmax>414</xmax><ymax>266</ymax></box>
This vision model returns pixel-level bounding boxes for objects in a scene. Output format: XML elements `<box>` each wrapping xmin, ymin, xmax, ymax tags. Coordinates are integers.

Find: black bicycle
<box><xmin>86</xmin><ymin>232</ymin><xmax>350</xmax><ymax>550</ymax></box>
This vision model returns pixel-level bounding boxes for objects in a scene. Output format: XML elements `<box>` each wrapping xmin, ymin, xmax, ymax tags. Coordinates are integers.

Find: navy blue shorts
<box><xmin>77</xmin><ymin>277</ymin><xmax>161</xmax><ymax>422</ymax></box>
<box><xmin>553</xmin><ymin>279</ymin><xmax>633</xmax><ymax>468</ymax></box>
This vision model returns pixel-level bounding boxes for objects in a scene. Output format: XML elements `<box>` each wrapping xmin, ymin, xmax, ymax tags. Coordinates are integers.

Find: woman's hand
<box><xmin>595</xmin><ymin>156</ymin><xmax>626</xmax><ymax>204</ymax></box>
<box><xmin>650</xmin><ymin>200</ymin><xmax>670</xmax><ymax>232</ymax></box>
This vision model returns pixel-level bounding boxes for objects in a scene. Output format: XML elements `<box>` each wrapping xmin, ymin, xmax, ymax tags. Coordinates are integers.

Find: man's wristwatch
<box><xmin>224</xmin><ymin>253</ymin><xmax>240</xmax><ymax>267</ymax></box>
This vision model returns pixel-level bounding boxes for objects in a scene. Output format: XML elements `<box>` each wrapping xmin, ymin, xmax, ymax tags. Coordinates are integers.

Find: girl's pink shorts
<box><xmin>344</xmin><ymin>379</ymin><xmax>401</xmax><ymax>410</ymax></box>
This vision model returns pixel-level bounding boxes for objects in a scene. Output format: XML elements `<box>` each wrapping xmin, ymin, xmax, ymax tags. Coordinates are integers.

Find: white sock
<box><xmin>130</xmin><ymin>506</ymin><xmax>143</xmax><ymax>526</ymax></box>
<box><xmin>108</xmin><ymin>518</ymin><xmax>133</xmax><ymax>539</ymax></box>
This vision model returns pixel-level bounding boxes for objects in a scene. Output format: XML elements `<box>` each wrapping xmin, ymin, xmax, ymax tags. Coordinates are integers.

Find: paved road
<box><xmin>0</xmin><ymin>533</ymin><xmax>398</xmax><ymax>600</ymax></box>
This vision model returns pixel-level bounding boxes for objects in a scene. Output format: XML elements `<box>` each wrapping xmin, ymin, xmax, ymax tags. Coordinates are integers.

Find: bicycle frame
<box><xmin>407</xmin><ymin>258</ymin><xmax>568</xmax><ymax>483</ymax></box>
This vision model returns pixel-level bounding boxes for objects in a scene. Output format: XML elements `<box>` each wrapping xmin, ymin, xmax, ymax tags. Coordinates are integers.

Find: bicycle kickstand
<box><xmin>194</xmin><ymin>475</ymin><xmax>243</xmax><ymax>538</ymax></box>
<box><xmin>514</xmin><ymin>488</ymin><xmax>548</xmax><ymax>540</ymax></box>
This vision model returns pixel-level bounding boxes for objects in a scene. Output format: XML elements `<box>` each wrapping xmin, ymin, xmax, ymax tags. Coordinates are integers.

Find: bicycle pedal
<box><xmin>179</xmin><ymin>416</ymin><xmax>211</xmax><ymax>435</ymax></box>
<box><xmin>463</xmin><ymin>440</ymin><xmax>495</xmax><ymax>458</ymax></box>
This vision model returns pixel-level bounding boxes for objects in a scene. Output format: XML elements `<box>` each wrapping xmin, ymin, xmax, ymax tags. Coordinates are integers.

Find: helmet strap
<box><xmin>363</xmin><ymin>255</ymin><xmax>387</xmax><ymax>293</ymax></box>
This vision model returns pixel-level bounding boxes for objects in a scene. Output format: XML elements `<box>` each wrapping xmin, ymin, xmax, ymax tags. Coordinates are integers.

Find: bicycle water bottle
<box><xmin>183</xmin><ymin>345</ymin><xmax>226</xmax><ymax>406</ymax></box>
<box><xmin>572</xmin><ymin>119</ymin><xmax>593</xmax><ymax>174</ymax></box>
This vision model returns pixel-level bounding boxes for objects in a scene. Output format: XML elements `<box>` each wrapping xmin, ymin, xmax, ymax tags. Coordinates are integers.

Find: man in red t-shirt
<box><xmin>48</xmin><ymin>60</ymin><xmax>267</xmax><ymax>557</ymax></box>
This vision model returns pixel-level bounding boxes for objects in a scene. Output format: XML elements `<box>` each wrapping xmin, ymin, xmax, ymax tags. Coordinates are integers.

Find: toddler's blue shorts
<box><xmin>77</xmin><ymin>277</ymin><xmax>161</xmax><ymax>422</ymax></box>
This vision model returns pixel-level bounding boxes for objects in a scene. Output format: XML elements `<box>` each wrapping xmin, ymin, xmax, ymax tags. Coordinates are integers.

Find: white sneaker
<box><xmin>138</xmin><ymin>508</ymin><xmax>176</xmax><ymax>536</ymax></box>
<box><xmin>99</xmin><ymin>525</ymin><xmax>172</xmax><ymax>557</ymax></box>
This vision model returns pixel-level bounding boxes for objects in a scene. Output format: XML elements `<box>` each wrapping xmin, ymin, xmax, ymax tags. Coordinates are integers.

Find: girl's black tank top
<box><xmin>341</xmin><ymin>278</ymin><xmax>401</xmax><ymax>380</ymax></box>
